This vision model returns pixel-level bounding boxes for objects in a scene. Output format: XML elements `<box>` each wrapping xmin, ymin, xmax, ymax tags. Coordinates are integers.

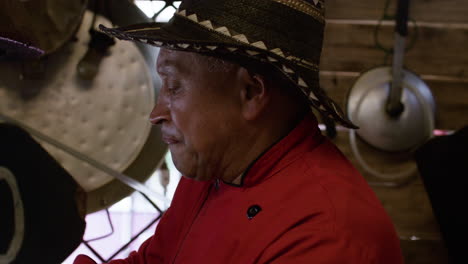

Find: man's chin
<box><xmin>175</xmin><ymin>167</ymin><xmax>213</xmax><ymax>182</ymax></box>
<box><xmin>179</xmin><ymin>169</ymin><xmax>213</xmax><ymax>182</ymax></box>
<box><xmin>181</xmin><ymin>174</ymin><xmax>210</xmax><ymax>181</ymax></box>
<box><xmin>170</xmin><ymin>152</ymin><xmax>214</xmax><ymax>182</ymax></box>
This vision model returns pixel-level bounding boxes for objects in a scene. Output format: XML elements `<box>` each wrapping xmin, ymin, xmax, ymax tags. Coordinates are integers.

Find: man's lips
<box><xmin>162</xmin><ymin>135</ymin><xmax>180</xmax><ymax>145</ymax></box>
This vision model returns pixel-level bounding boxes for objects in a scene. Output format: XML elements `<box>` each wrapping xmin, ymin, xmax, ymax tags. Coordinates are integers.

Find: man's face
<box><xmin>150</xmin><ymin>48</ymin><xmax>243</xmax><ymax>181</ymax></box>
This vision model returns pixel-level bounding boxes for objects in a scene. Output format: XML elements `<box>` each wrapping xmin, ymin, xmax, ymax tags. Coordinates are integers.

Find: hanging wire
<box><xmin>373</xmin><ymin>0</ymin><xmax>420</xmax><ymax>65</ymax></box>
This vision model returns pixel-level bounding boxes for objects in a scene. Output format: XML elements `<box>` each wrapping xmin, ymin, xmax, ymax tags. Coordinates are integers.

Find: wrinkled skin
<box><xmin>150</xmin><ymin>48</ymin><xmax>307</xmax><ymax>183</ymax></box>
<box><xmin>150</xmin><ymin>49</ymin><xmax>247</xmax><ymax>182</ymax></box>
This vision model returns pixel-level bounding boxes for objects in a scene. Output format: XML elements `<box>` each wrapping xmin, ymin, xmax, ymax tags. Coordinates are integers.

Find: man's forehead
<box><xmin>157</xmin><ymin>48</ymin><xmax>239</xmax><ymax>77</ymax></box>
<box><xmin>157</xmin><ymin>49</ymin><xmax>193</xmax><ymax>75</ymax></box>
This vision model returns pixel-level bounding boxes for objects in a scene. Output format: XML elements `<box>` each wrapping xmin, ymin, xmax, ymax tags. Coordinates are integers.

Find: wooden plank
<box><xmin>308</xmin><ymin>127</ymin><xmax>449</xmax><ymax>261</ymax></box>
<box><xmin>329</xmin><ymin>127</ymin><xmax>420</xmax><ymax>182</ymax></box>
<box><xmin>325</xmin><ymin>0</ymin><xmax>468</xmax><ymax>23</ymax></box>
<box><xmin>321</xmin><ymin>21</ymin><xmax>468</xmax><ymax>78</ymax></box>
<box><xmin>327</xmin><ymin>130</ymin><xmax>446</xmax><ymax>261</ymax></box>
<box><xmin>400</xmin><ymin>240</ymin><xmax>449</xmax><ymax>264</ymax></box>
<box><xmin>318</xmin><ymin>72</ymin><xmax>468</xmax><ymax>130</ymax></box>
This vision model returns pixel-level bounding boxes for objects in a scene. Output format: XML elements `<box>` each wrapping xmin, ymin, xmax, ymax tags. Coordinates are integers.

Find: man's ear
<box><xmin>238</xmin><ymin>68</ymin><xmax>270</xmax><ymax>121</ymax></box>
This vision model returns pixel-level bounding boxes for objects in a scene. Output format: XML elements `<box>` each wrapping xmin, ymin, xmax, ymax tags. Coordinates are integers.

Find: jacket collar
<box><xmin>224</xmin><ymin>112</ymin><xmax>324</xmax><ymax>188</ymax></box>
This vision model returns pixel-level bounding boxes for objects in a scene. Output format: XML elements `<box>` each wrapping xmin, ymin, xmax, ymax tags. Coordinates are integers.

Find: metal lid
<box><xmin>347</xmin><ymin>66</ymin><xmax>436</xmax><ymax>152</ymax></box>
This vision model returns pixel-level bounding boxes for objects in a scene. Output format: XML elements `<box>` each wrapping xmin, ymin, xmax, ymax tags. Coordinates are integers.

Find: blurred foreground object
<box><xmin>415</xmin><ymin>125</ymin><xmax>468</xmax><ymax>264</ymax></box>
<box><xmin>0</xmin><ymin>123</ymin><xmax>86</xmax><ymax>264</ymax></box>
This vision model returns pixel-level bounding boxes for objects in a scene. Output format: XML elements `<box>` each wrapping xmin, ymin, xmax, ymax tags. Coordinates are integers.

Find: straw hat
<box><xmin>100</xmin><ymin>0</ymin><xmax>357</xmax><ymax>128</ymax></box>
<box><xmin>0</xmin><ymin>0</ymin><xmax>86</xmax><ymax>59</ymax></box>
<box><xmin>0</xmin><ymin>36</ymin><xmax>44</xmax><ymax>60</ymax></box>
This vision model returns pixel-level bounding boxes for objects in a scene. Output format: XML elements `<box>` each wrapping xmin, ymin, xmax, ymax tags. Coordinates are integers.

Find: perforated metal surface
<box><xmin>347</xmin><ymin>67</ymin><xmax>435</xmax><ymax>152</ymax></box>
<box><xmin>0</xmin><ymin>11</ymin><xmax>164</xmax><ymax>212</ymax></box>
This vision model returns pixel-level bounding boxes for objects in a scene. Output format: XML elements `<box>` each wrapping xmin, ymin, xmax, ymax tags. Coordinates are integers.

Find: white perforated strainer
<box><xmin>0</xmin><ymin>11</ymin><xmax>166</xmax><ymax>212</ymax></box>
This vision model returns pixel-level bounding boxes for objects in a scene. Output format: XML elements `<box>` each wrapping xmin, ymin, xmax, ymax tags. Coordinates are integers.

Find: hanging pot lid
<box><xmin>0</xmin><ymin>11</ymin><xmax>166</xmax><ymax>213</ymax></box>
<box><xmin>347</xmin><ymin>66</ymin><xmax>436</xmax><ymax>152</ymax></box>
<box><xmin>346</xmin><ymin>0</ymin><xmax>436</xmax><ymax>153</ymax></box>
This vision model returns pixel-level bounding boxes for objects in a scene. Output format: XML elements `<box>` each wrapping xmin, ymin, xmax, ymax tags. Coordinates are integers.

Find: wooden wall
<box><xmin>320</xmin><ymin>0</ymin><xmax>468</xmax><ymax>263</ymax></box>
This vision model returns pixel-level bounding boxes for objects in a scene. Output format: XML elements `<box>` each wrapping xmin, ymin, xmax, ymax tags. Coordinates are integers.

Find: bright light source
<box><xmin>135</xmin><ymin>1</ymin><xmax>182</xmax><ymax>22</ymax></box>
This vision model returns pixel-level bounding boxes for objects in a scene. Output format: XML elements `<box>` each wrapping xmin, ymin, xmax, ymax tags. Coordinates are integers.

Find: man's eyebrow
<box><xmin>157</xmin><ymin>60</ymin><xmax>189</xmax><ymax>77</ymax></box>
<box><xmin>157</xmin><ymin>66</ymin><xmax>172</xmax><ymax>76</ymax></box>
<box><xmin>157</xmin><ymin>63</ymin><xmax>177</xmax><ymax>76</ymax></box>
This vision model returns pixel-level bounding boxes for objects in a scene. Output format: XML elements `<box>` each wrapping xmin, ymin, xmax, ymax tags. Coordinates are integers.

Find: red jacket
<box><xmin>75</xmin><ymin>114</ymin><xmax>403</xmax><ymax>264</ymax></box>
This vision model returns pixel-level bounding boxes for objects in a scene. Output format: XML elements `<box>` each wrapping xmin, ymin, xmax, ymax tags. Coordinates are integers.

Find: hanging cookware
<box><xmin>0</xmin><ymin>2</ymin><xmax>167</xmax><ymax>213</ymax></box>
<box><xmin>346</xmin><ymin>0</ymin><xmax>436</xmax><ymax>180</ymax></box>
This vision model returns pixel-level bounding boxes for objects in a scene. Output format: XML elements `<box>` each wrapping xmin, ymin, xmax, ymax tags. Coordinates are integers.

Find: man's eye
<box><xmin>167</xmin><ymin>85</ymin><xmax>181</xmax><ymax>95</ymax></box>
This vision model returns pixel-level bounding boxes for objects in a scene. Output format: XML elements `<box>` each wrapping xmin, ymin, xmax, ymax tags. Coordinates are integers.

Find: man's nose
<box><xmin>149</xmin><ymin>93</ymin><xmax>169</xmax><ymax>125</ymax></box>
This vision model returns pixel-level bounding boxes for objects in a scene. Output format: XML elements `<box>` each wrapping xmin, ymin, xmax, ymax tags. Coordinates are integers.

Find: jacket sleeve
<box><xmin>73</xmin><ymin>178</ymin><xmax>191</xmax><ymax>264</ymax></box>
<box><xmin>255</xmin><ymin>228</ymin><xmax>372</xmax><ymax>264</ymax></box>
<box><xmin>73</xmin><ymin>236</ymin><xmax>155</xmax><ymax>264</ymax></box>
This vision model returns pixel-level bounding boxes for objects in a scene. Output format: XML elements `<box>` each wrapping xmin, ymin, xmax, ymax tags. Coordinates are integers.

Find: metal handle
<box><xmin>395</xmin><ymin>0</ymin><xmax>410</xmax><ymax>37</ymax></box>
<box><xmin>387</xmin><ymin>0</ymin><xmax>411</xmax><ymax>117</ymax></box>
<box><xmin>348</xmin><ymin>129</ymin><xmax>417</xmax><ymax>181</ymax></box>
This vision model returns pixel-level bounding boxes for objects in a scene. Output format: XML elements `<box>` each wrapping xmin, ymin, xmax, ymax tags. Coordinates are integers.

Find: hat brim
<box><xmin>99</xmin><ymin>14</ymin><xmax>357</xmax><ymax>129</ymax></box>
<box><xmin>99</xmin><ymin>16</ymin><xmax>272</xmax><ymax>58</ymax></box>
<box><xmin>0</xmin><ymin>36</ymin><xmax>44</xmax><ymax>60</ymax></box>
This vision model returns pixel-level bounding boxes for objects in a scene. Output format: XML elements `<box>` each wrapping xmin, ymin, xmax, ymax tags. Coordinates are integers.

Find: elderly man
<box><xmin>75</xmin><ymin>0</ymin><xmax>403</xmax><ymax>263</ymax></box>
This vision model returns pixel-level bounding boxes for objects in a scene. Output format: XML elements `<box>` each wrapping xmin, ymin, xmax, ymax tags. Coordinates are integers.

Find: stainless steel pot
<box><xmin>346</xmin><ymin>0</ymin><xmax>436</xmax><ymax>180</ymax></box>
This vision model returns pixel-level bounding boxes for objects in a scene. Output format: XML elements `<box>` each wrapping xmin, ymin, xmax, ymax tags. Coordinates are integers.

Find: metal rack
<box><xmin>82</xmin><ymin>192</ymin><xmax>164</xmax><ymax>262</ymax></box>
